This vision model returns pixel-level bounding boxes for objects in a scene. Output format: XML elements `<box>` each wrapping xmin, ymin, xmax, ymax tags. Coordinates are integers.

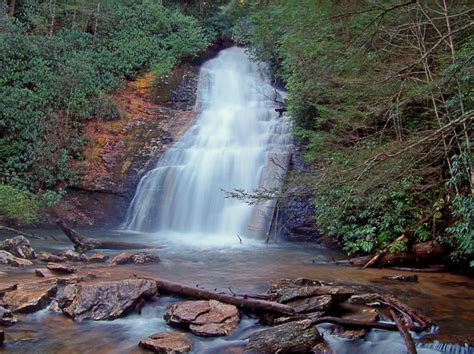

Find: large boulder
<box><xmin>109</xmin><ymin>252</ymin><xmax>160</xmax><ymax>265</ymax></box>
<box><xmin>0</xmin><ymin>250</ymin><xmax>33</xmax><ymax>267</ymax></box>
<box><xmin>0</xmin><ymin>236</ymin><xmax>36</xmax><ymax>259</ymax></box>
<box><xmin>139</xmin><ymin>331</ymin><xmax>192</xmax><ymax>353</ymax></box>
<box><xmin>164</xmin><ymin>300</ymin><xmax>240</xmax><ymax>337</ymax></box>
<box><xmin>1</xmin><ymin>280</ymin><xmax>57</xmax><ymax>313</ymax></box>
<box><xmin>245</xmin><ymin>319</ymin><xmax>322</xmax><ymax>353</ymax></box>
<box><xmin>58</xmin><ymin>278</ymin><xmax>158</xmax><ymax>321</ymax></box>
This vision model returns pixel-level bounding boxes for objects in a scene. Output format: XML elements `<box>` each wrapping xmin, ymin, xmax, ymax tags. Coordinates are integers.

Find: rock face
<box><xmin>139</xmin><ymin>331</ymin><xmax>192</xmax><ymax>353</ymax></box>
<box><xmin>245</xmin><ymin>319</ymin><xmax>322</xmax><ymax>353</ymax></box>
<box><xmin>0</xmin><ymin>250</ymin><xmax>33</xmax><ymax>267</ymax></box>
<box><xmin>278</xmin><ymin>145</ymin><xmax>320</xmax><ymax>242</ymax></box>
<box><xmin>0</xmin><ymin>236</ymin><xmax>36</xmax><ymax>259</ymax></box>
<box><xmin>1</xmin><ymin>281</ymin><xmax>57</xmax><ymax>313</ymax></box>
<box><xmin>109</xmin><ymin>252</ymin><xmax>160</xmax><ymax>265</ymax></box>
<box><xmin>58</xmin><ymin>278</ymin><xmax>158</xmax><ymax>321</ymax></box>
<box><xmin>47</xmin><ymin>263</ymin><xmax>77</xmax><ymax>274</ymax></box>
<box><xmin>164</xmin><ymin>300</ymin><xmax>240</xmax><ymax>337</ymax></box>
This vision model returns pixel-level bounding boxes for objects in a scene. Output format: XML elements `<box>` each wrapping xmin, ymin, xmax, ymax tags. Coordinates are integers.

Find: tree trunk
<box><xmin>56</xmin><ymin>219</ymin><xmax>153</xmax><ymax>252</ymax></box>
<box><xmin>153</xmin><ymin>278</ymin><xmax>296</xmax><ymax>316</ymax></box>
<box><xmin>7</xmin><ymin>0</ymin><xmax>15</xmax><ymax>16</ymax></box>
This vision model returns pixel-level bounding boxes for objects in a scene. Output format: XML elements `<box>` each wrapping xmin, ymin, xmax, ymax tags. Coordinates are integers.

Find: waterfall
<box><xmin>123</xmin><ymin>47</ymin><xmax>292</xmax><ymax>241</ymax></box>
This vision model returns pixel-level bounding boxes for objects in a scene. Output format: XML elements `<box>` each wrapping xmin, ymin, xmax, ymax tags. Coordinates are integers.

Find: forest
<box><xmin>0</xmin><ymin>1</ymin><xmax>473</xmax><ymax>353</ymax></box>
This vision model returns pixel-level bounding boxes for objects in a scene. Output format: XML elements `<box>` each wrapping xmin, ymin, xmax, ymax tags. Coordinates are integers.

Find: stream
<box><xmin>1</xmin><ymin>47</ymin><xmax>473</xmax><ymax>353</ymax></box>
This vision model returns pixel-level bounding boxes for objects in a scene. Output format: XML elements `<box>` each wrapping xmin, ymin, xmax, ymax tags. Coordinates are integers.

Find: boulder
<box><xmin>35</xmin><ymin>268</ymin><xmax>54</xmax><ymax>278</ymax></box>
<box><xmin>59</xmin><ymin>249</ymin><xmax>89</xmax><ymax>262</ymax></box>
<box><xmin>0</xmin><ymin>306</ymin><xmax>17</xmax><ymax>326</ymax></box>
<box><xmin>1</xmin><ymin>281</ymin><xmax>57</xmax><ymax>313</ymax></box>
<box><xmin>47</xmin><ymin>262</ymin><xmax>77</xmax><ymax>274</ymax></box>
<box><xmin>58</xmin><ymin>278</ymin><xmax>158</xmax><ymax>321</ymax></box>
<box><xmin>0</xmin><ymin>236</ymin><xmax>36</xmax><ymax>259</ymax></box>
<box><xmin>38</xmin><ymin>251</ymin><xmax>66</xmax><ymax>263</ymax></box>
<box><xmin>139</xmin><ymin>331</ymin><xmax>192</xmax><ymax>353</ymax></box>
<box><xmin>88</xmin><ymin>253</ymin><xmax>110</xmax><ymax>263</ymax></box>
<box><xmin>109</xmin><ymin>252</ymin><xmax>160</xmax><ymax>265</ymax></box>
<box><xmin>287</xmin><ymin>295</ymin><xmax>333</xmax><ymax>313</ymax></box>
<box><xmin>245</xmin><ymin>319</ymin><xmax>322</xmax><ymax>353</ymax></box>
<box><xmin>164</xmin><ymin>300</ymin><xmax>240</xmax><ymax>337</ymax></box>
<box><xmin>0</xmin><ymin>250</ymin><xmax>33</xmax><ymax>267</ymax></box>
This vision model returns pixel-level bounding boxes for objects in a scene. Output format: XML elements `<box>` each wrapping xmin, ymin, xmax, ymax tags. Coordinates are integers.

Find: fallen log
<box><xmin>153</xmin><ymin>278</ymin><xmax>295</xmax><ymax>316</ymax></box>
<box><xmin>363</xmin><ymin>235</ymin><xmax>406</xmax><ymax>269</ymax></box>
<box><xmin>390</xmin><ymin>309</ymin><xmax>417</xmax><ymax>354</ymax></box>
<box><xmin>381</xmin><ymin>295</ymin><xmax>432</xmax><ymax>330</ymax></box>
<box><xmin>310</xmin><ymin>316</ymin><xmax>400</xmax><ymax>331</ymax></box>
<box><xmin>56</xmin><ymin>219</ymin><xmax>152</xmax><ymax>252</ymax></box>
<box><xmin>0</xmin><ymin>225</ymin><xmax>46</xmax><ymax>240</ymax></box>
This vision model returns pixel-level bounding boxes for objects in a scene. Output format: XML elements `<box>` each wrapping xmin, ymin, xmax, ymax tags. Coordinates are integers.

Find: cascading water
<box><xmin>123</xmin><ymin>47</ymin><xmax>291</xmax><ymax>242</ymax></box>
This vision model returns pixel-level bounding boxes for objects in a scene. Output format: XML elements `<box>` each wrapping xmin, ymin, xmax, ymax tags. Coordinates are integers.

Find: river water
<box><xmin>1</xmin><ymin>48</ymin><xmax>473</xmax><ymax>353</ymax></box>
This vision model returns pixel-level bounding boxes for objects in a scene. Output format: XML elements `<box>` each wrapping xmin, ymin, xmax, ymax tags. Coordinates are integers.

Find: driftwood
<box><xmin>56</xmin><ymin>219</ymin><xmax>152</xmax><ymax>252</ymax></box>
<box><xmin>381</xmin><ymin>295</ymin><xmax>432</xmax><ymax>330</ymax></box>
<box><xmin>345</xmin><ymin>241</ymin><xmax>449</xmax><ymax>268</ymax></box>
<box><xmin>363</xmin><ymin>235</ymin><xmax>406</xmax><ymax>268</ymax></box>
<box><xmin>390</xmin><ymin>309</ymin><xmax>418</xmax><ymax>354</ymax></box>
<box><xmin>154</xmin><ymin>278</ymin><xmax>295</xmax><ymax>316</ymax></box>
<box><xmin>310</xmin><ymin>316</ymin><xmax>400</xmax><ymax>331</ymax></box>
<box><xmin>0</xmin><ymin>225</ymin><xmax>46</xmax><ymax>240</ymax></box>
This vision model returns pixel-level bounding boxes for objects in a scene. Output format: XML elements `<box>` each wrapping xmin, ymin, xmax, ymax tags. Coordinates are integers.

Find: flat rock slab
<box><xmin>47</xmin><ymin>263</ymin><xmax>77</xmax><ymax>274</ymax></box>
<box><xmin>109</xmin><ymin>252</ymin><xmax>160</xmax><ymax>265</ymax></box>
<box><xmin>0</xmin><ymin>236</ymin><xmax>36</xmax><ymax>259</ymax></box>
<box><xmin>1</xmin><ymin>281</ymin><xmax>57</xmax><ymax>313</ymax></box>
<box><xmin>59</xmin><ymin>250</ymin><xmax>89</xmax><ymax>262</ymax></box>
<box><xmin>35</xmin><ymin>268</ymin><xmax>54</xmax><ymax>278</ymax></box>
<box><xmin>245</xmin><ymin>319</ymin><xmax>322</xmax><ymax>353</ymax></box>
<box><xmin>139</xmin><ymin>331</ymin><xmax>192</xmax><ymax>353</ymax></box>
<box><xmin>59</xmin><ymin>278</ymin><xmax>158</xmax><ymax>321</ymax></box>
<box><xmin>0</xmin><ymin>251</ymin><xmax>33</xmax><ymax>267</ymax></box>
<box><xmin>272</xmin><ymin>285</ymin><xmax>353</xmax><ymax>304</ymax></box>
<box><xmin>164</xmin><ymin>300</ymin><xmax>240</xmax><ymax>337</ymax></box>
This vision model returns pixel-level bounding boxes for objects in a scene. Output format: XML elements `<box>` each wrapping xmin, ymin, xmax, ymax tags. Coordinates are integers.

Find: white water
<box><xmin>123</xmin><ymin>47</ymin><xmax>292</xmax><ymax>241</ymax></box>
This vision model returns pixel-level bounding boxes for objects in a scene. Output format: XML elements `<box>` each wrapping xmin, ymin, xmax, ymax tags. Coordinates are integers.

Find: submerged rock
<box><xmin>245</xmin><ymin>319</ymin><xmax>322</xmax><ymax>353</ymax></box>
<box><xmin>58</xmin><ymin>278</ymin><xmax>158</xmax><ymax>321</ymax></box>
<box><xmin>109</xmin><ymin>252</ymin><xmax>160</xmax><ymax>265</ymax></box>
<box><xmin>0</xmin><ymin>236</ymin><xmax>36</xmax><ymax>259</ymax></box>
<box><xmin>164</xmin><ymin>300</ymin><xmax>240</xmax><ymax>337</ymax></box>
<box><xmin>47</xmin><ymin>262</ymin><xmax>77</xmax><ymax>274</ymax></box>
<box><xmin>88</xmin><ymin>253</ymin><xmax>110</xmax><ymax>263</ymax></box>
<box><xmin>1</xmin><ymin>281</ymin><xmax>57</xmax><ymax>313</ymax></box>
<box><xmin>139</xmin><ymin>331</ymin><xmax>192</xmax><ymax>353</ymax></box>
<box><xmin>0</xmin><ymin>251</ymin><xmax>33</xmax><ymax>267</ymax></box>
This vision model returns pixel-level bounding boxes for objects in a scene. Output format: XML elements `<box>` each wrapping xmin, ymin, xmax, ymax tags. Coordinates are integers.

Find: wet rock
<box><xmin>38</xmin><ymin>251</ymin><xmax>66</xmax><ymax>263</ymax></box>
<box><xmin>271</xmin><ymin>285</ymin><xmax>353</xmax><ymax>303</ymax></box>
<box><xmin>35</xmin><ymin>268</ymin><xmax>54</xmax><ymax>278</ymax></box>
<box><xmin>382</xmin><ymin>274</ymin><xmax>419</xmax><ymax>282</ymax></box>
<box><xmin>109</xmin><ymin>252</ymin><xmax>160</xmax><ymax>265</ymax></box>
<box><xmin>59</xmin><ymin>249</ymin><xmax>89</xmax><ymax>262</ymax></box>
<box><xmin>49</xmin><ymin>300</ymin><xmax>61</xmax><ymax>313</ymax></box>
<box><xmin>348</xmin><ymin>293</ymin><xmax>381</xmax><ymax>306</ymax></box>
<box><xmin>139</xmin><ymin>331</ymin><xmax>192</xmax><ymax>353</ymax></box>
<box><xmin>313</xmin><ymin>342</ymin><xmax>333</xmax><ymax>354</ymax></box>
<box><xmin>47</xmin><ymin>262</ymin><xmax>77</xmax><ymax>274</ymax></box>
<box><xmin>287</xmin><ymin>295</ymin><xmax>333</xmax><ymax>313</ymax></box>
<box><xmin>332</xmin><ymin>308</ymin><xmax>379</xmax><ymax>340</ymax></box>
<box><xmin>88</xmin><ymin>253</ymin><xmax>110</xmax><ymax>263</ymax></box>
<box><xmin>58</xmin><ymin>278</ymin><xmax>158</xmax><ymax>321</ymax></box>
<box><xmin>0</xmin><ymin>306</ymin><xmax>17</xmax><ymax>326</ymax></box>
<box><xmin>0</xmin><ymin>250</ymin><xmax>33</xmax><ymax>267</ymax></box>
<box><xmin>1</xmin><ymin>281</ymin><xmax>57</xmax><ymax>313</ymax></box>
<box><xmin>0</xmin><ymin>283</ymin><xmax>17</xmax><ymax>295</ymax></box>
<box><xmin>164</xmin><ymin>300</ymin><xmax>240</xmax><ymax>337</ymax></box>
<box><xmin>0</xmin><ymin>236</ymin><xmax>36</xmax><ymax>259</ymax></box>
<box><xmin>245</xmin><ymin>319</ymin><xmax>322</xmax><ymax>353</ymax></box>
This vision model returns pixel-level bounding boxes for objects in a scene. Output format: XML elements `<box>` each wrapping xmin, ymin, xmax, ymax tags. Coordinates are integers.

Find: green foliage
<box><xmin>1</xmin><ymin>1</ymin><xmax>210</xmax><ymax>195</ymax></box>
<box><xmin>0</xmin><ymin>184</ymin><xmax>40</xmax><ymax>224</ymax></box>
